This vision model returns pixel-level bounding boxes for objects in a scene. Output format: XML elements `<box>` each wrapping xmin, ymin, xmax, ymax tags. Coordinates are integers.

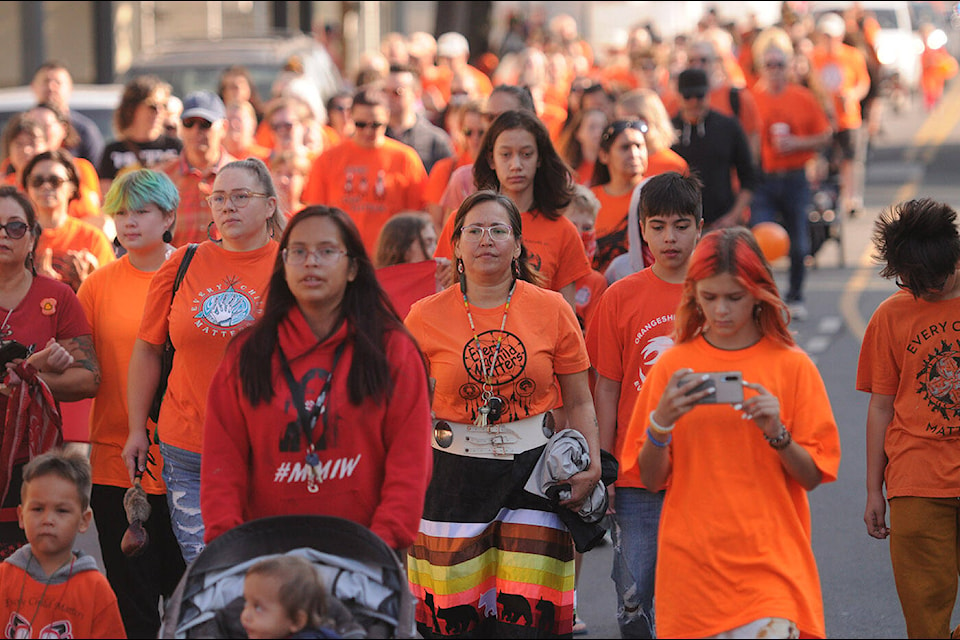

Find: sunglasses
<box><xmin>0</xmin><ymin>220</ymin><xmax>29</xmax><ymax>239</ymax></box>
<box><xmin>680</xmin><ymin>90</ymin><xmax>708</xmax><ymax>100</ymax></box>
<box><xmin>354</xmin><ymin>121</ymin><xmax>385</xmax><ymax>130</ymax></box>
<box><xmin>600</xmin><ymin>120</ymin><xmax>649</xmax><ymax>146</ymax></box>
<box><xmin>28</xmin><ymin>174</ymin><xmax>67</xmax><ymax>189</ymax></box>
<box><xmin>182</xmin><ymin>119</ymin><xmax>214</xmax><ymax>130</ymax></box>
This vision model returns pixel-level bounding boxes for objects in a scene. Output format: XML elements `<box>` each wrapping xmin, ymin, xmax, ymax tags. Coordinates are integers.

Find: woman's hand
<box><xmin>740</xmin><ymin>381</ymin><xmax>782</xmax><ymax>439</ymax></box>
<box><xmin>560</xmin><ymin>463</ymin><xmax>602</xmax><ymax>512</ymax></box>
<box><xmin>23</xmin><ymin>337</ymin><xmax>74</xmax><ymax>374</ymax></box>
<box><xmin>654</xmin><ymin>368</ymin><xmax>714</xmax><ymax>426</ymax></box>
<box><xmin>122</xmin><ymin>428</ymin><xmax>151</xmax><ymax>485</ymax></box>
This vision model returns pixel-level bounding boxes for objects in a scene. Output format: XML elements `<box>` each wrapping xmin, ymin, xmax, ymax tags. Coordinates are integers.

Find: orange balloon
<box><xmin>752</xmin><ymin>222</ymin><xmax>790</xmax><ymax>263</ymax></box>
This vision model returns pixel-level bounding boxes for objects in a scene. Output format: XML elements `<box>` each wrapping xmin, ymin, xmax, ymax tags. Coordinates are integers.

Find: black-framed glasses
<box><xmin>600</xmin><ymin>120</ymin><xmax>649</xmax><ymax>146</ymax></box>
<box><xmin>0</xmin><ymin>220</ymin><xmax>29</xmax><ymax>239</ymax></box>
<box><xmin>182</xmin><ymin>119</ymin><xmax>214</xmax><ymax>130</ymax></box>
<box><xmin>354</xmin><ymin>120</ymin><xmax>385</xmax><ymax>130</ymax></box>
<box><xmin>28</xmin><ymin>174</ymin><xmax>67</xmax><ymax>189</ymax></box>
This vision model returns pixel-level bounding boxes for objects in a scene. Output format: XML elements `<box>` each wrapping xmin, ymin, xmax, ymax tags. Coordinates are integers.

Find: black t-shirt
<box><xmin>98</xmin><ymin>135</ymin><xmax>183</xmax><ymax>181</ymax></box>
<box><xmin>671</xmin><ymin>110</ymin><xmax>756</xmax><ymax>227</ymax></box>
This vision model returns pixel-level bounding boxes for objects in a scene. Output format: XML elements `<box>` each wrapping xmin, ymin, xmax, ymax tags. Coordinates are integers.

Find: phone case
<box><xmin>680</xmin><ymin>371</ymin><xmax>744</xmax><ymax>404</ymax></box>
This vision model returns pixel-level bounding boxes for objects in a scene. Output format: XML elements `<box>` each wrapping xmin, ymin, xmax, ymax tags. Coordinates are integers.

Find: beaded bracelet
<box><xmin>765</xmin><ymin>424</ymin><xmax>792</xmax><ymax>451</ymax></box>
<box><xmin>646</xmin><ymin>426</ymin><xmax>672</xmax><ymax>447</ymax></box>
<box><xmin>649</xmin><ymin>410</ymin><xmax>675</xmax><ymax>434</ymax></box>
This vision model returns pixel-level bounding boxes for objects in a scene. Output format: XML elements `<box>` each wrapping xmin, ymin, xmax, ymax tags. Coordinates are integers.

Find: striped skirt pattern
<box><xmin>408</xmin><ymin>450</ymin><xmax>575</xmax><ymax>638</ymax></box>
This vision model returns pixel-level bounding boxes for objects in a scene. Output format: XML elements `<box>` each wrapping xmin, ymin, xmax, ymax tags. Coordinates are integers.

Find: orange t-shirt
<box><xmin>70</xmin><ymin>156</ymin><xmax>102</xmax><ymax>222</ymax></box>
<box><xmin>590</xmin><ymin>185</ymin><xmax>635</xmax><ymax>273</ymax></box>
<box><xmin>302</xmin><ymin>138</ymin><xmax>428</xmax><ymax>254</ymax></box>
<box><xmin>405</xmin><ymin>280</ymin><xmax>589</xmax><ymax>424</ymax></box>
<box><xmin>137</xmin><ymin>240</ymin><xmax>278</xmax><ymax>453</ymax></box>
<box><xmin>811</xmin><ymin>43</ymin><xmax>870</xmax><ymax>131</ymax></box>
<box><xmin>424</xmin><ymin>150</ymin><xmax>471</xmax><ymax>207</ymax></box>
<box><xmin>575</xmin><ymin>159</ymin><xmax>595</xmax><ymax>186</ymax></box>
<box><xmin>38</xmin><ymin>216</ymin><xmax>116</xmax><ymax>283</ymax></box>
<box><xmin>585</xmin><ymin>268</ymin><xmax>682</xmax><ymax>488</ymax></box>
<box><xmin>77</xmin><ymin>255</ymin><xmax>165</xmax><ymax>494</ymax></box>
<box><xmin>434</xmin><ymin>209</ymin><xmax>591</xmax><ymax>292</ymax></box>
<box><xmin>540</xmin><ymin>102</ymin><xmax>567</xmax><ymax>147</ymax></box>
<box><xmin>753</xmin><ymin>83</ymin><xmax>831</xmax><ymax>174</ymax></box>
<box><xmin>857</xmin><ymin>291</ymin><xmax>960</xmax><ymax>498</ymax></box>
<box><xmin>622</xmin><ymin>335</ymin><xmax>840</xmax><ymax>638</ymax></box>
<box><xmin>645</xmin><ymin>149</ymin><xmax>689</xmax><ymax>178</ymax></box>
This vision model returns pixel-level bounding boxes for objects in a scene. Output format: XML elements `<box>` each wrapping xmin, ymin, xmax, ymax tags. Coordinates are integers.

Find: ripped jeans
<box><xmin>611</xmin><ymin>487</ymin><xmax>665</xmax><ymax>638</ymax></box>
<box><xmin>159</xmin><ymin>442</ymin><xmax>205</xmax><ymax>565</ymax></box>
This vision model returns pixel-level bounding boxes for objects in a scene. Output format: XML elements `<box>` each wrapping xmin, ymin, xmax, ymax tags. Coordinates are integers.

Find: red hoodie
<box><xmin>201</xmin><ymin>306</ymin><xmax>433</xmax><ymax>549</ymax></box>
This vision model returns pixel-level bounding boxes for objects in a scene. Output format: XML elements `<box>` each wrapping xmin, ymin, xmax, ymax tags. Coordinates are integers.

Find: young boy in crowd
<box><xmin>563</xmin><ymin>184</ymin><xmax>609</xmax><ymax>333</ymax></box>
<box><xmin>585</xmin><ymin>171</ymin><xmax>703</xmax><ymax>638</ymax></box>
<box><xmin>857</xmin><ymin>198</ymin><xmax>960</xmax><ymax>639</ymax></box>
<box><xmin>241</xmin><ymin>555</ymin><xmax>341</xmax><ymax>639</ymax></box>
<box><xmin>0</xmin><ymin>448</ymin><xmax>126</xmax><ymax>638</ymax></box>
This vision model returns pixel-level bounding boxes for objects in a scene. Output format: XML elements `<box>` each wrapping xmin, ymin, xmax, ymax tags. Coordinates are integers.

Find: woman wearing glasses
<box><xmin>21</xmin><ymin>150</ymin><xmax>116</xmax><ymax>292</ymax></box>
<box><xmin>590</xmin><ymin>119</ymin><xmax>650</xmax><ymax>274</ymax></box>
<box><xmin>124</xmin><ymin>158</ymin><xmax>283</xmax><ymax>564</ymax></box>
<box><xmin>0</xmin><ymin>186</ymin><xmax>100</xmax><ymax>560</ymax></box>
<box><xmin>406</xmin><ymin>190</ymin><xmax>600</xmax><ymax>638</ymax></box>
<box><xmin>200</xmin><ymin>205</ymin><xmax>432</xmax><ymax>551</ymax></box>
<box><xmin>76</xmin><ymin>169</ymin><xmax>185</xmax><ymax>637</ymax></box>
<box><xmin>99</xmin><ymin>75</ymin><xmax>182</xmax><ymax>196</ymax></box>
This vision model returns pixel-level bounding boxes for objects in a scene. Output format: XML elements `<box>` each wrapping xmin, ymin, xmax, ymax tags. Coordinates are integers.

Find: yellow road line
<box><xmin>841</xmin><ymin>82</ymin><xmax>960</xmax><ymax>342</ymax></box>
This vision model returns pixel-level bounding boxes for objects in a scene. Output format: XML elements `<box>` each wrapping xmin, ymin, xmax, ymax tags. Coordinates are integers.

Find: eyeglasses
<box><xmin>461</xmin><ymin>224</ymin><xmax>514</xmax><ymax>243</ymax></box>
<box><xmin>600</xmin><ymin>120</ymin><xmax>649</xmax><ymax>146</ymax></box>
<box><xmin>282</xmin><ymin>246</ymin><xmax>349</xmax><ymax>266</ymax></box>
<box><xmin>354</xmin><ymin>121</ymin><xmax>385</xmax><ymax>130</ymax></box>
<box><xmin>0</xmin><ymin>220</ymin><xmax>29</xmax><ymax>239</ymax></box>
<box><xmin>182</xmin><ymin>119</ymin><xmax>214</xmax><ymax>130</ymax></box>
<box><xmin>463</xmin><ymin>128</ymin><xmax>487</xmax><ymax>138</ymax></box>
<box><xmin>28</xmin><ymin>174</ymin><xmax>67</xmax><ymax>189</ymax></box>
<box><xmin>206</xmin><ymin>189</ymin><xmax>270</xmax><ymax>210</ymax></box>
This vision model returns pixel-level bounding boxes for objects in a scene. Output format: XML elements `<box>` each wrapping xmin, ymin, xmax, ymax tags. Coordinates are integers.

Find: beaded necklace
<box><xmin>462</xmin><ymin>280</ymin><xmax>516</xmax><ymax>426</ymax></box>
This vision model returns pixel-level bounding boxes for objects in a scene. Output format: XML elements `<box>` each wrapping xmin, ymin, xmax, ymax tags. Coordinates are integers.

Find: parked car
<box><xmin>0</xmin><ymin>83</ymin><xmax>123</xmax><ymax>142</ymax></box>
<box><xmin>118</xmin><ymin>32</ymin><xmax>344</xmax><ymax>120</ymax></box>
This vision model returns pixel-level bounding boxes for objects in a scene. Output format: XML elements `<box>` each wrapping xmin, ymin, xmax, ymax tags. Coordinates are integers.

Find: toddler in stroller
<box><xmin>159</xmin><ymin>515</ymin><xmax>416</xmax><ymax>639</ymax></box>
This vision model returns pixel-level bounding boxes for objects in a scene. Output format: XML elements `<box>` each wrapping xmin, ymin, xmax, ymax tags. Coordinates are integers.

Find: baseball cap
<box><xmin>678</xmin><ymin>68</ymin><xmax>709</xmax><ymax>99</ymax></box>
<box><xmin>817</xmin><ymin>12</ymin><xmax>846</xmax><ymax>38</ymax></box>
<box><xmin>437</xmin><ymin>32</ymin><xmax>469</xmax><ymax>59</ymax></box>
<box><xmin>181</xmin><ymin>91</ymin><xmax>226</xmax><ymax>122</ymax></box>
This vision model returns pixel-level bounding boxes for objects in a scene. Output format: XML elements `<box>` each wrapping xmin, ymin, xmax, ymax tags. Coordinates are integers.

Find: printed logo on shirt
<box><xmin>5</xmin><ymin>612</ymin><xmax>73</xmax><ymax>638</ymax></box>
<box><xmin>460</xmin><ymin>330</ymin><xmax>537</xmax><ymax>422</ymax></box>
<box><xmin>917</xmin><ymin>338</ymin><xmax>960</xmax><ymax>434</ymax></box>
<box><xmin>635</xmin><ymin>335</ymin><xmax>675</xmax><ymax>391</ymax></box>
<box><xmin>341</xmin><ymin>167</ymin><xmax>388</xmax><ymax>213</ymax></box>
<box><xmin>191</xmin><ymin>276</ymin><xmax>264</xmax><ymax>337</ymax></box>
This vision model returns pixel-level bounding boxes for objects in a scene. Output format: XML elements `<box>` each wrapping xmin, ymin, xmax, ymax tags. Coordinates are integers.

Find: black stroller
<box><xmin>807</xmin><ymin>152</ymin><xmax>845</xmax><ymax>268</ymax></box>
<box><xmin>159</xmin><ymin>515</ymin><xmax>416</xmax><ymax>638</ymax></box>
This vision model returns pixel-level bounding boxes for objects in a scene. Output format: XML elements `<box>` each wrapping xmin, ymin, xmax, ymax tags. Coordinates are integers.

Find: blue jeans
<box><xmin>159</xmin><ymin>442</ymin><xmax>205</xmax><ymax>565</ymax></box>
<box><xmin>750</xmin><ymin>169</ymin><xmax>812</xmax><ymax>302</ymax></box>
<box><xmin>611</xmin><ymin>487</ymin><xmax>665</xmax><ymax>638</ymax></box>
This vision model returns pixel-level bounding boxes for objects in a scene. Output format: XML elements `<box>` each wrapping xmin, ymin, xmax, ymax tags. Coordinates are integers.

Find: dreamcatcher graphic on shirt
<box><xmin>460</xmin><ymin>330</ymin><xmax>534</xmax><ymax>422</ymax></box>
<box><xmin>916</xmin><ymin>339</ymin><xmax>960</xmax><ymax>419</ymax></box>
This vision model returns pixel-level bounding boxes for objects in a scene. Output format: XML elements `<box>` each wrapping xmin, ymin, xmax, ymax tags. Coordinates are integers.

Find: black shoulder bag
<box><xmin>149</xmin><ymin>243</ymin><xmax>198</xmax><ymax>424</ymax></box>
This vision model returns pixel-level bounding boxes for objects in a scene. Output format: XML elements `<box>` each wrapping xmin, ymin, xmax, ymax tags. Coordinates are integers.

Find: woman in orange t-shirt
<box><xmin>590</xmin><ymin>120</ymin><xmax>649</xmax><ymax>273</ymax></box>
<box><xmin>623</xmin><ymin>227</ymin><xmax>840</xmax><ymax>638</ymax></box>
<box><xmin>21</xmin><ymin>150</ymin><xmax>115</xmax><ymax>293</ymax></box>
<box><xmin>558</xmin><ymin>108</ymin><xmax>608</xmax><ymax>187</ymax></box>
<box><xmin>76</xmin><ymin>169</ymin><xmax>185</xmax><ymax>637</ymax></box>
<box><xmin>123</xmin><ymin>158</ymin><xmax>283</xmax><ymax>565</ymax></box>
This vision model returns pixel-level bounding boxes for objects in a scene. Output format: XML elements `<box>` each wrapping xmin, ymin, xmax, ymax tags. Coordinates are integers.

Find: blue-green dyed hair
<box><xmin>102</xmin><ymin>169</ymin><xmax>180</xmax><ymax>218</ymax></box>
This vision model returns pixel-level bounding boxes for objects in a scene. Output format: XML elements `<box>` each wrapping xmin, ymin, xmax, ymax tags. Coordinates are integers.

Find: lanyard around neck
<box><xmin>278</xmin><ymin>339</ymin><xmax>347</xmax><ymax>450</ymax></box>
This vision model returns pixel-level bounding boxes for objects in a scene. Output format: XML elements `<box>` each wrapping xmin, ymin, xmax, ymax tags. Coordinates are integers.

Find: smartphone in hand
<box><xmin>679</xmin><ymin>371</ymin><xmax>744</xmax><ymax>404</ymax></box>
